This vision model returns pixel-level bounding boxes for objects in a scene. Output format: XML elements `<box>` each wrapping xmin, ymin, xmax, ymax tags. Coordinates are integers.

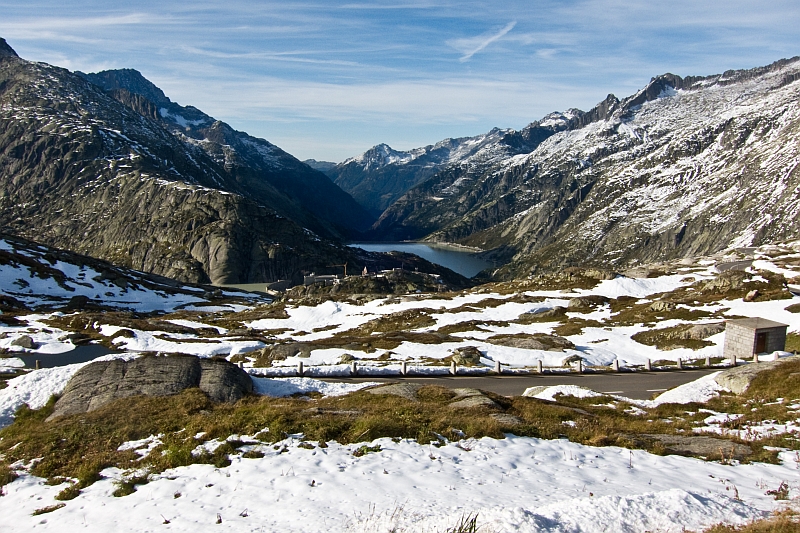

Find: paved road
<box><xmin>323</xmin><ymin>368</ymin><xmax>719</xmax><ymax>400</ymax></box>
<box><xmin>715</xmin><ymin>260</ymin><xmax>753</xmax><ymax>272</ymax></box>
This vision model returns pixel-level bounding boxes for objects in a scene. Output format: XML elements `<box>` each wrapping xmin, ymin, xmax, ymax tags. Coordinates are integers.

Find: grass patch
<box><xmin>631</xmin><ymin>323</ymin><xmax>720</xmax><ymax>350</ymax></box>
<box><xmin>785</xmin><ymin>333</ymin><xmax>800</xmax><ymax>353</ymax></box>
<box><xmin>3</xmin><ymin>358</ymin><xmax>800</xmax><ymax>494</ymax></box>
<box><xmin>553</xmin><ymin>318</ymin><xmax>603</xmax><ymax>336</ymax></box>
<box><xmin>32</xmin><ymin>503</ymin><xmax>66</xmax><ymax>516</ymax></box>
<box><xmin>701</xmin><ymin>510</ymin><xmax>800</xmax><ymax>532</ymax></box>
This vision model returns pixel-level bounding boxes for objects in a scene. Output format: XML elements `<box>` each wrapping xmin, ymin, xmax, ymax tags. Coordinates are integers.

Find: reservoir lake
<box><xmin>349</xmin><ymin>242</ymin><xmax>492</xmax><ymax>278</ymax></box>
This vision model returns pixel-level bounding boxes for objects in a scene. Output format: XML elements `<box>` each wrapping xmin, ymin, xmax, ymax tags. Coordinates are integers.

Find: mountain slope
<box><xmin>327</xmin><ymin>129</ymin><xmax>529</xmax><ymax>216</ymax></box>
<box><xmin>0</xmin><ymin>42</ymin><xmax>366</xmax><ymax>284</ymax></box>
<box><xmin>371</xmin><ymin>58</ymin><xmax>800</xmax><ymax>277</ymax></box>
<box><xmin>78</xmin><ymin>69</ymin><xmax>374</xmax><ymax>238</ymax></box>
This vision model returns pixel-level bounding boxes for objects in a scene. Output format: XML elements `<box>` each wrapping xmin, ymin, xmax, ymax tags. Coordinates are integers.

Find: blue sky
<box><xmin>1</xmin><ymin>1</ymin><xmax>798</xmax><ymax>162</ymax></box>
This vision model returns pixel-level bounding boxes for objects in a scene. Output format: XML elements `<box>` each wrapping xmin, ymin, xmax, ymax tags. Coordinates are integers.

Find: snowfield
<box><xmin>2</xmin><ymin>432</ymin><xmax>797</xmax><ymax>532</ymax></box>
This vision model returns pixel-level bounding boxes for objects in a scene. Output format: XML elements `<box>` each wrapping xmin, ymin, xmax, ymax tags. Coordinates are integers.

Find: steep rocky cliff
<box><xmin>370</xmin><ymin>58</ymin><xmax>800</xmax><ymax>277</ymax></box>
<box><xmin>0</xmin><ymin>42</ymin><xmax>371</xmax><ymax>284</ymax></box>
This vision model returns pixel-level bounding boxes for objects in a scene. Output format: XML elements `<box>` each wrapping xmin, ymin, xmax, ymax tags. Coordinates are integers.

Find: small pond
<box><xmin>17</xmin><ymin>344</ymin><xmax>119</xmax><ymax>369</ymax></box>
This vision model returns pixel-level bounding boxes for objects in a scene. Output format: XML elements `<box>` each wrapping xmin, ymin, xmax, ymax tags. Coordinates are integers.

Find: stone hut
<box><xmin>722</xmin><ymin>318</ymin><xmax>788</xmax><ymax>361</ymax></box>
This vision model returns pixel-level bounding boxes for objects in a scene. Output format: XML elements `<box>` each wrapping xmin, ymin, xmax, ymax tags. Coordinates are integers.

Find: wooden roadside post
<box><xmin>351</xmin><ymin>361</ymin><xmax>358</xmax><ymax>376</ymax></box>
<box><xmin>401</xmin><ymin>361</ymin><xmax>407</xmax><ymax>376</ymax></box>
<box><xmin>297</xmin><ymin>361</ymin><xmax>304</xmax><ymax>377</ymax></box>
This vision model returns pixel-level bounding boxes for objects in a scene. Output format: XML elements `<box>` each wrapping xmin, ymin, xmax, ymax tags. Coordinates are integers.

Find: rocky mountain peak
<box><xmin>0</xmin><ymin>38</ymin><xmax>18</xmax><ymax>58</ymax></box>
<box><xmin>78</xmin><ymin>68</ymin><xmax>171</xmax><ymax>106</ymax></box>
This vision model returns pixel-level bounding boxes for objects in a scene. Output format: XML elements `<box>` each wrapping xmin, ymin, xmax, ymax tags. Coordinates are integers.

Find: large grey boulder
<box><xmin>48</xmin><ymin>355</ymin><xmax>252</xmax><ymax>420</ymax></box>
<box><xmin>714</xmin><ymin>355</ymin><xmax>799</xmax><ymax>394</ymax></box>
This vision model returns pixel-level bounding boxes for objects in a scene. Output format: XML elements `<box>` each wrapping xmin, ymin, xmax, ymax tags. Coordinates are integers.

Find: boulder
<box><xmin>366</xmin><ymin>382</ymin><xmax>423</xmax><ymax>402</ymax></box>
<box><xmin>743</xmin><ymin>289</ymin><xmax>759</xmax><ymax>302</ymax></box>
<box><xmin>640</xmin><ymin>434</ymin><xmax>752</xmax><ymax>460</ymax></box>
<box><xmin>648</xmin><ymin>301</ymin><xmax>677</xmax><ymax>313</ymax></box>
<box><xmin>448</xmin><ymin>388</ymin><xmax>499</xmax><ymax>410</ymax></box>
<box><xmin>451</xmin><ymin>346</ymin><xmax>482</xmax><ymax>365</ymax></box>
<box><xmin>682</xmin><ymin>322</ymin><xmax>725</xmax><ymax>340</ymax></box>
<box><xmin>48</xmin><ymin>355</ymin><xmax>253</xmax><ymax>420</ymax></box>
<box><xmin>269</xmin><ymin>343</ymin><xmax>312</xmax><ymax>359</ymax></box>
<box><xmin>11</xmin><ymin>335</ymin><xmax>37</xmax><ymax>349</ymax></box>
<box><xmin>713</xmin><ymin>356</ymin><xmax>799</xmax><ymax>394</ymax></box>
<box><xmin>568</xmin><ymin>295</ymin><xmax>610</xmax><ymax>310</ymax></box>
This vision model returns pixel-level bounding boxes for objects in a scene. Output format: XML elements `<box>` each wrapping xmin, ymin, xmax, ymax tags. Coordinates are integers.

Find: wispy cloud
<box><xmin>448</xmin><ymin>21</ymin><xmax>517</xmax><ymax>62</ymax></box>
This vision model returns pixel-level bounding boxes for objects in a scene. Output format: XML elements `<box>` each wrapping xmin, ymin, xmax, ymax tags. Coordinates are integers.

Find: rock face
<box><xmin>0</xmin><ymin>41</ymin><xmax>372</xmax><ymax>285</ymax></box>
<box><xmin>48</xmin><ymin>355</ymin><xmax>253</xmax><ymax>420</ymax></box>
<box><xmin>368</xmin><ymin>58</ymin><xmax>800</xmax><ymax>276</ymax></box>
<box><xmin>714</xmin><ymin>356</ymin><xmax>799</xmax><ymax>394</ymax></box>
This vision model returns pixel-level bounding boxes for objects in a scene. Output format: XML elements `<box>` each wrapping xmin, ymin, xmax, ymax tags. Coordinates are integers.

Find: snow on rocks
<box><xmin>2</xmin><ymin>434</ymin><xmax>792</xmax><ymax>532</ymax></box>
<box><xmin>523</xmin><ymin>385</ymin><xmax>602</xmax><ymax>401</ymax></box>
<box><xmin>0</xmin><ymin>352</ymin><xmax>140</xmax><ymax>428</ymax></box>
<box><xmin>0</xmin><ymin>363</ymin><xmax>87</xmax><ymax>427</ymax></box>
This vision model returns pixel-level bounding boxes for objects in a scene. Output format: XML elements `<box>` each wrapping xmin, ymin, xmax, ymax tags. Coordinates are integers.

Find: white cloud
<box><xmin>448</xmin><ymin>21</ymin><xmax>517</xmax><ymax>62</ymax></box>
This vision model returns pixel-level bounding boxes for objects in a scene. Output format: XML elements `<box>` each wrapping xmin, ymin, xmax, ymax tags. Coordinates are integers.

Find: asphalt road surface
<box><xmin>323</xmin><ymin>369</ymin><xmax>720</xmax><ymax>400</ymax></box>
<box><xmin>715</xmin><ymin>260</ymin><xmax>753</xmax><ymax>272</ymax></box>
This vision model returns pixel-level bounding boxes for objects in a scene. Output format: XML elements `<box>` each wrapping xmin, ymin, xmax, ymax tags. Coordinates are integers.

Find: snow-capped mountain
<box><xmin>326</xmin><ymin>128</ymin><xmax>519</xmax><ymax>216</ymax></box>
<box><xmin>369</xmin><ymin>57</ymin><xmax>800</xmax><ymax>278</ymax></box>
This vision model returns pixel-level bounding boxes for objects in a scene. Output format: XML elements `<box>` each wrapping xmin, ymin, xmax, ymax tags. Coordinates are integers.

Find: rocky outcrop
<box><xmin>713</xmin><ymin>356</ymin><xmax>799</xmax><ymax>394</ymax></box>
<box><xmin>632</xmin><ymin>434</ymin><xmax>752</xmax><ymax>460</ymax></box>
<box><xmin>48</xmin><ymin>355</ymin><xmax>253</xmax><ymax>420</ymax></box>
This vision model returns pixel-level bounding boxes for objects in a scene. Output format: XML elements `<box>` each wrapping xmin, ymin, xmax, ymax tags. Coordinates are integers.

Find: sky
<box><xmin>1</xmin><ymin>1</ymin><xmax>798</xmax><ymax>162</ymax></box>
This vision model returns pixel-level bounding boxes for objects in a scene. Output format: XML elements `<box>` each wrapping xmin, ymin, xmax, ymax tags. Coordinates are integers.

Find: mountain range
<box><xmin>0</xmin><ymin>39</ymin><xmax>379</xmax><ymax>285</ymax></box>
<box><xmin>1</xmin><ymin>34</ymin><xmax>799</xmax><ymax>285</ymax></box>
<box><xmin>330</xmin><ymin>58</ymin><xmax>800</xmax><ymax>278</ymax></box>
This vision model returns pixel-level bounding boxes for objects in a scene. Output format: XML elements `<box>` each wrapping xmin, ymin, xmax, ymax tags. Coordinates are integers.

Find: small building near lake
<box><xmin>723</xmin><ymin>318</ymin><xmax>788</xmax><ymax>361</ymax></box>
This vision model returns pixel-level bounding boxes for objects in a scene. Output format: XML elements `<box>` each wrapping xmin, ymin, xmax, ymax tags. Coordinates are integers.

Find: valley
<box><xmin>1</xmin><ymin>34</ymin><xmax>799</xmax><ymax>533</ymax></box>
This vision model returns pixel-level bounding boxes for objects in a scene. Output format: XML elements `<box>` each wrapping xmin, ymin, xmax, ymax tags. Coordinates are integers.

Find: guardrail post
<box><xmin>753</xmin><ymin>353</ymin><xmax>759</xmax><ymax>363</ymax></box>
<box><xmin>297</xmin><ymin>361</ymin><xmax>304</xmax><ymax>377</ymax></box>
<box><xmin>401</xmin><ymin>361</ymin><xmax>407</xmax><ymax>376</ymax></box>
<box><xmin>35</xmin><ymin>360</ymin><xmax>41</xmax><ymax>370</ymax></box>
<box><xmin>577</xmin><ymin>360</ymin><xmax>583</xmax><ymax>374</ymax></box>
<box><xmin>705</xmin><ymin>356</ymin><xmax>711</xmax><ymax>367</ymax></box>
<box><xmin>537</xmin><ymin>360</ymin><xmax>543</xmax><ymax>374</ymax></box>
<box><xmin>494</xmin><ymin>360</ymin><xmax>501</xmax><ymax>374</ymax></box>
<box><xmin>731</xmin><ymin>354</ymin><xmax>737</xmax><ymax>367</ymax></box>
<box><xmin>645</xmin><ymin>359</ymin><xmax>652</xmax><ymax>371</ymax></box>
<box><xmin>351</xmin><ymin>361</ymin><xmax>357</xmax><ymax>376</ymax></box>
<box><xmin>676</xmin><ymin>358</ymin><xmax>683</xmax><ymax>370</ymax></box>
<box><xmin>450</xmin><ymin>360</ymin><xmax>457</xmax><ymax>375</ymax></box>
<box><xmin>612</xmin><ymin>359</ymin><xmax>619</xmax><ymax>372</ymax></box>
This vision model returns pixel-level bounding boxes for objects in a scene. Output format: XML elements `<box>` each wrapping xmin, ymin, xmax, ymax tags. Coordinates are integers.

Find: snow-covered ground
<box><xmin>2</xmin><ymin>431</ymin><xmax>797</xmax><ymax>532</ymax></box>
<box><xmin>4</xmin><ymin>250</ymin><xmax>799</xmax><ymax>377</ymax></box>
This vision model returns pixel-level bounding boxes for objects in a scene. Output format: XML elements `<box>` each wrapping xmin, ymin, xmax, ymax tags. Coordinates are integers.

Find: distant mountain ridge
<box><xmin>326</xmin><ymin>128</ymin><xmax>519</xmax><ymax>216</ymax></box>
<box><xmin>364</xmin><ymin>57</ymin><xmax>800</xmax><ymax>278</ymax></box>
